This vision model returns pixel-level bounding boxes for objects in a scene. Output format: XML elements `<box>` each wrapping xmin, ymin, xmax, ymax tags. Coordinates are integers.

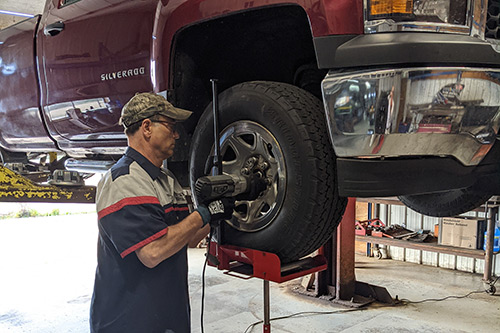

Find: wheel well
<box><xmin>171</xmin><ymin>5</ymin><xmax>325</xmax><ymax>135</ymax></box>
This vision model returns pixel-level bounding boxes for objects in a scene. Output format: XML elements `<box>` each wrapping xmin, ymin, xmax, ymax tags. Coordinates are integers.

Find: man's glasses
<box><xmin>151</xmin><ymin>120</ymin><xmax>178</xmax><ymax>133</ymax></box>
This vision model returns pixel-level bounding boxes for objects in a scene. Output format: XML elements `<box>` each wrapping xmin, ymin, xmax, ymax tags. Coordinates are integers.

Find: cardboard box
<box><xmin>440</xmin><ymin>217</ymin><xmax>486</xmax><ymax>249</ymax></box>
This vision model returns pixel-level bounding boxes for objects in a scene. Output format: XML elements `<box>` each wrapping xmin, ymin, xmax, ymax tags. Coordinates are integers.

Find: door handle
<box><xmin>44</xmin><ymin>21</ymin><xmax>65</xmax><ymax>36</ymax></box>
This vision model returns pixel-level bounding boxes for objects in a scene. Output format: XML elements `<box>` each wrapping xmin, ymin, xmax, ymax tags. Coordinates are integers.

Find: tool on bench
<box><xmin>355</xmin><ymin>218</ymin><xmax>386</xmax><ymax>236</ymax></box>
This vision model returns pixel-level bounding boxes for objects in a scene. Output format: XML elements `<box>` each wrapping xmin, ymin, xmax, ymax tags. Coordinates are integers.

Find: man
<box><xmin>90</xmin><ymin>92</ymin><xmax>233</xmax><ymax>332</ymax></box>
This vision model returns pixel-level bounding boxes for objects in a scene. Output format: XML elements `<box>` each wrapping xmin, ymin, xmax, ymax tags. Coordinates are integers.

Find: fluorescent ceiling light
<box><xmin>0</xmin><ymin>10</ymin><xmax>35</xmax><ymax>18</ymax></box>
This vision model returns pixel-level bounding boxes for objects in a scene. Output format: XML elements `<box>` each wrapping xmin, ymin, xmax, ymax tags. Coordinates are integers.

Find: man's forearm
<box><xmin>188</xmin><ymin>224</ymin><xmax>210</xmax><ymax>248</ymax></box>
<box><xmin>136</xmin><ymin>211</ymin><xmax>205</xmax><ymax>268</ymax></box>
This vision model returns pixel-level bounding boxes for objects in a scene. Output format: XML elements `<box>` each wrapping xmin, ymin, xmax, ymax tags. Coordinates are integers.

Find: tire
<box><xmin>398</xmin><ymin>187</ymin><xmax>492</xmax><ymax>217</ymax></box>
<box><xmin>189</xmin><ymin>81</ymin><xmax>347</xmax><ymax>263</ymax></box>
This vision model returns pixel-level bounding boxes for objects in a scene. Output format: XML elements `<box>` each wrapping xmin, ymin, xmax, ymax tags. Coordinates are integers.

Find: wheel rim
<box><xmin>210</xmin><ymin>121</ymin><xmax>286</xmax><ymax>232</ymax></box>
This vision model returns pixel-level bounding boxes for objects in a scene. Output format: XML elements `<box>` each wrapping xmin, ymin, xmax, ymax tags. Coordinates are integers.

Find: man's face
<box><xmin>150</xmin><ymin>116</ymin><xmax>179</xmax><ymax>159</ymax></box>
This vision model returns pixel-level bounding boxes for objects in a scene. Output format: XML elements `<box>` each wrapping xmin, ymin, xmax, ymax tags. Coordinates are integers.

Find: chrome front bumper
<box><xmin>322</xmin><ymin>68</ymin><xmax>500</xmax><ymax>166</ymax></box>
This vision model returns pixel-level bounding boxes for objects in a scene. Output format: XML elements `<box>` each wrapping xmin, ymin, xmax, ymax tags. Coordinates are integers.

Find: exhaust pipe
<box><xmin>64</xmin><ymin>158</ymin><xmax>115</xmax><ymax>174</ymax></box>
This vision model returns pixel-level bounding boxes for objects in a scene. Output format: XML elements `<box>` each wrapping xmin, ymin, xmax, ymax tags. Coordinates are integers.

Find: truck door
<box><xmin>37</xmin><ymin>0</ymin><xmax>156</xmax><ymax>144</ymax></box>
<box><xmin>0</xmin><ymin>16</ymin><xmax>56</xmax><ymax>152</ymax></box>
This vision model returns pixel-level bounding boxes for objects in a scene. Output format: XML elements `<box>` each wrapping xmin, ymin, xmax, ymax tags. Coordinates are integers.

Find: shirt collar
<box><xmin>124</xmin><ymin>147</ymin><xmax>161</xmax><ymax>180</ymax></box>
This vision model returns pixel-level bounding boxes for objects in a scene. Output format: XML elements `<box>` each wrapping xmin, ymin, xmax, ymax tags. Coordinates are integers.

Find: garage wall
<box><xmin>377</xmin><ymin>203</ymin><xmax>500</xmax><ymax>276</ymax></box>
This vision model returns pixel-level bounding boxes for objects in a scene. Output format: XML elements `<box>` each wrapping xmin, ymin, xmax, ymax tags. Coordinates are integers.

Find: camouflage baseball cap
<box><xmin>119</xmin><ymin>92</ymin><xmax>192</xmax><ymax>127</ymax></box>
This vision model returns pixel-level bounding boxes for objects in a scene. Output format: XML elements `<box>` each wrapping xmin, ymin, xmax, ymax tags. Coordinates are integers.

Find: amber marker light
<box><xmin>369</xmin><ymin>0</ymin><xmax>413</xmax><ymax>16</ymax></box>
<box><xmin>470</xmin><ymin>144</ymin><xmax>493</xmax><ymax>165</ymax></box>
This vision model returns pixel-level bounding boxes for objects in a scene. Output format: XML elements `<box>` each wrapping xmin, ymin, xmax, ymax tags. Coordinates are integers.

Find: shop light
<box><xmin>0</xmin><ymin>10</ymin><xmax>35</xmax><ymax>18</ymax></box>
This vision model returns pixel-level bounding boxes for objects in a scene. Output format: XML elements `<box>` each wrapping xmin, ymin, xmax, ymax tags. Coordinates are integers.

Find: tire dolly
<box><xmin>206</xmin><ymin>243</ymin><xmax>327</xmax><ymax>332</ymax></box>
<box><xmin>195</xmin><ymin>80</ymin><xmax>328</xmax><ymax>332</ymax></box>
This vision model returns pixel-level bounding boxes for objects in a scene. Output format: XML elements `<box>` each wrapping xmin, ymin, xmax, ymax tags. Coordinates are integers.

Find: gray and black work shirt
<box><xmin>90</xmin><ymin>147</ymin><xmax>190</xmax><ymax>333</ymax></box>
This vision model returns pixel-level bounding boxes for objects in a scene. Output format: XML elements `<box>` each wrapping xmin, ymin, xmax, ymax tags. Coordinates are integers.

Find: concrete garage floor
<box><xmin>0</xmin><ymin>212</ymin><xmax>499</xmax><ymax>332</ymax></box>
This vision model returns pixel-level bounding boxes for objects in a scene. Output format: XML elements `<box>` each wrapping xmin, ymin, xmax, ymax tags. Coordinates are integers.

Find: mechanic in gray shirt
<box><xmin>90</xmin><ymin>92</ymin><xmax>233</xmax><ymax>332</ymax></box>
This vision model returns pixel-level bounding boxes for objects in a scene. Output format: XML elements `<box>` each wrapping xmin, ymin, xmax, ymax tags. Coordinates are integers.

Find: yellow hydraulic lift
<box><xmin>0</xmin><ymin>164</ymin><xmax>95</xmax><ymax>203</ymax></box>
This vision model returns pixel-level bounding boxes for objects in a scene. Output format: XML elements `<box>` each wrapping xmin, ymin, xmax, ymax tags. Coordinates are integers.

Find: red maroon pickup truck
<box><xmin>1</xmin><ymin>0</ymin><xmax>500</xmax><ymax>261</ymax></box>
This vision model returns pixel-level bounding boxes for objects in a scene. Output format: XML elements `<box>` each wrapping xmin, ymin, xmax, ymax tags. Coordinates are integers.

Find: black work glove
<box><xmin>196</xmin><ymin>198</ymin><xmax>235</xmax><ymax>226</ymax></box>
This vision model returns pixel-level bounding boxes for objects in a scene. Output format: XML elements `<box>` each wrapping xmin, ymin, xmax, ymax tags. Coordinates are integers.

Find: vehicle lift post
<box><xmin>483</xmin><ymin>200</ymin><xmax>498</xmax><ymax>295</ymax></box>
<box><xmin>316</xmin><ymin>198</ymin><xmax>393</xmax><ymax>305</ymax></box>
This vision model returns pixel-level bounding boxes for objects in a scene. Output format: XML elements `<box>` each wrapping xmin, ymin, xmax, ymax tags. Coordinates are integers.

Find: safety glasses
<box><xmin>151</xmin><ymin>120</ymin><xmax>178</xmax><ymax>133</ymax></box>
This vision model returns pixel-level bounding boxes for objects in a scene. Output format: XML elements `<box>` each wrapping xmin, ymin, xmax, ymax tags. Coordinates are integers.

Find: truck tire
<box><xmin>189</xmin><ymin>81</ymin><xmax>347</xmax><ymax>263</ymax></box>
<box><xmin>398</xmin><ymin>188</ymin><xmax>491</xmax><ymax>217</ymax></box>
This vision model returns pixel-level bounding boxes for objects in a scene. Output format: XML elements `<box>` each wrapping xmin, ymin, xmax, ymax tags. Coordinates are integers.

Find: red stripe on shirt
<box><xmin>120</xmin><ymin>227</ymin><xmax>169</xmax><ymax>258</ymax></box>
<box><xmin>164</xmin><ymin>206</ymin><xmax>189</xmax><ymax>213</ymax></box>
<box><xmin>98</xmin><ymin>196</ymin><xmax>161</xmax><ymax>220</ymax></box>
